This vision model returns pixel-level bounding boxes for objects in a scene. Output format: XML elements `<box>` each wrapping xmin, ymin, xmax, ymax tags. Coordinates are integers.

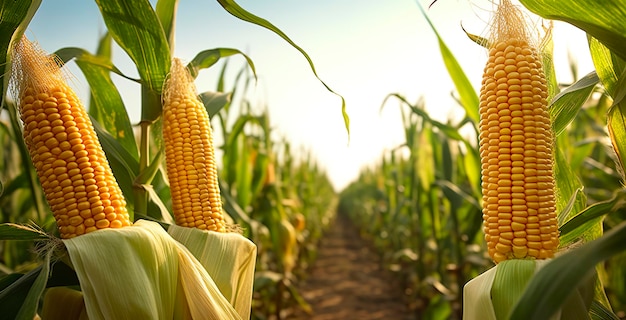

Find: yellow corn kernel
<box><xmin>478</xmin><ymin>1</ymin><xmax>559</xmax><ymax>264</ymax></box>
<box><xmin>12</xmin><ymin>37</ymin><xmax>131</xmax><ymax>239</ymax></box>
<box><xmin>162</xmin><ymin>58</ymin><xmax>226</xmax><ymax>232</ymax></box>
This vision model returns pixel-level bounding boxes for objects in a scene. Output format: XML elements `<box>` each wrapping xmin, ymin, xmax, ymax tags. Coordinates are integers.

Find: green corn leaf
<box><xmin>559</xmin><ymin>189</ymin><xmax>626</xmax><ymax>245</ymax></box>
<box><xmin>553</xmin><ymin>145</ymin><xmax>589</xmax><ymax>242</ymax></box>
<box><xmin>381</xmin><ymin>93</ymin><xmax>466</xmax><ymax>141</ymax></box>
<box><xmin>557</xmin><ymin>187</ymin><xmax>583</xmax><ymax>227</ymax></box>
<box><xmin>155</xmin><ymin>0</ymin><xmax>178</xmax><ymax>47</ymax></box>
<box><xmin>462</xmin><ymin>27</ymin><xmax>489</xmax><ymax>48</ymax></box>
<box><xmin>462</xmin><ymin>141</ymin><xmax>482</xmax><ymax>199</ymax></box>
<box><xmin>519</xmin><ymin>0</ymin><xmax>626</xmax><ymax>62</ymax></box>
<box><xmin>94</xmin><ymin>0</ymin><xmax>170</xmax><ymax>94</ymax></box>
<box><xmin>0</xmin><ymin>274</ymin><xmax>23</xmax><ymax>292</ymax></box>
<box><xmin>0</xmin><ymin>171</ymin><xmax>29</xmax><ymax>200</ymax></box>
<box><xmin>0</xmin><ymin>0</ymin><xmax>41</xmax><ymax>108</ymax></box>
<box><xmin>55</xmin><ymin>46</ymin><xmax>138</xmax><ymax>160</ymax></box>
<box><xmin>249</xmin><ymin>150</ymin><xmax>269</xmax><ymax>201</ymax></box>
<box><xmin>435</xmin><ymin>180</ymin><xmax>480</xmax><ymax>210</ymax></box>
<box><xmin>235</xmin><ymin>138</ymin><xmax>254</xmax><ymax>209</ymax></box>
<box><xmin>440</xmin><ymin>136</ymin><xmax>453</xmax><ymax>181</ymax></box>
<box><xmin>135</xmin><ymin>148</ymin><xmax>163</xmax><ymax>186</ymax></box>
<box><xmin>187</xmin><ymin>48</ymin><xmax>256</xmax><ymax>80</ymax></box>
<box><xmin>550</xmin><ymin>72</ymin><xmax>599</xmax><ymax>137</ymax></box>
<box><xmin>588</xmin><ymin>37</ymin><xmax>625</xmax><ymax>98</ymax></box>
<box><xmin>224</xmin><ymin>115</ymin><xmax>260</xmax><ymax>150</ymax></box>
<box><xmin>0</xmin><ymin>270</ymin><xmax>37</xmax><ymax>320</ymax></box>
<box><xmin>417</xmin><ymin>125</ymin><xmax>435</xmax><ymax>190</ymax></box>
<box><xmin>589</xmin><ymin>300</ymin><xmax>621</xmax><ymax>320</ymax></box>
<box><xmin>198</xmin><ymin>91</ymin><xmax>231</xmax><ymax>118</ymax></box>
<box><xmin>54</xmin><ymin>47</ymin><xmax>138</xmax><ymax>83</ymax></box>
<box><xmin>509</xmin><ymin>220</ymin><xmax>626</xmax><ymax>320</ymax></box>
<box><xmin>216</xmin><ymin>0</ymin><xmax>349</xmax><ymax>137</ymax></box>
<box><xmin>142</xmin><ymin>184</ymin><xmax>174</xmax><ymax>224</ymax></box>
<box><xmin>0</xmin><ymin>223</ymin><xmax>49</xmax><ymax>241</ymax></box>
<box><xmin>607</xmin><ymin>100</ymin><xmax>626</xmax><ymax>182</ymax></box>
<box><xmin>0</xmin><ymin>260</ymin><xmax>79</xmax><ymax>320</ymax></box>
<box><xmin>15</xmin><ymin>250</ymin><xmax>51</xmax><ymax>320</ymax></box>
<box><xmin>418</xmin><ymin>2</ymin><xmax>480</xmax><ymax>125</ymax></box>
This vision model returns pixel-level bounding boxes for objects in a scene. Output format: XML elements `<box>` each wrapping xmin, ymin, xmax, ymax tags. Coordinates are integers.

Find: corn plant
<box><xmin>340</xmin><ymin>0</ymin><xmax>626</xmax><ymax>319</ymax></box>
<box><xmin>0</xmin><ymin>0</ymin><xmax>343</xmax><ymax>318</ymax></box>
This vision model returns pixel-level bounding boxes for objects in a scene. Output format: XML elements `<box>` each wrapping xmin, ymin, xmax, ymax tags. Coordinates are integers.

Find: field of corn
<box><xmin>1</xmin><ymin>0</ymin><xmax>626</xmax><ymax>319</ymax></box>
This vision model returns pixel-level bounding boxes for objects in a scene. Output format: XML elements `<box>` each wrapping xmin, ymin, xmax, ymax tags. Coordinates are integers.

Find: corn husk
<box><xmin>463</xmin><ymin>259</ymin><xmax>594</xmax><ymax>320</ymax></box>
<box><xmin>168</xmin><ymin>224</ymin><xmax>257</xmax><ymax>320</ymax></box>
<box><xmin>62</xmin><ymin>219</ymin><xmax>242</xmax><ymax>320</ymax></box>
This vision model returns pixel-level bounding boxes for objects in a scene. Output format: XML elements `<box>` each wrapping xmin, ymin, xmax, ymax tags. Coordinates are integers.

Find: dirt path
<box><xmin>287</xmin><ymin>214</ymin><xmax>413</xmax><ymax>320</ymax></box>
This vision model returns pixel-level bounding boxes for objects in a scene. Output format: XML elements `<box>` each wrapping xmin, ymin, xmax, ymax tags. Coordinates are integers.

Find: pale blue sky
<box><xmin>26</xmin><ymin>0</ymin><xmax>593</xmax><ymax>190</ymax></box>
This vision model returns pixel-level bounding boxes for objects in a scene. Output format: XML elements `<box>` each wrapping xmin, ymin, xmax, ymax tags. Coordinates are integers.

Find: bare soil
<box><xmin>286</xmin><ymin>214</ymin><xmax>414</xmax><ymax>320</ymax></box>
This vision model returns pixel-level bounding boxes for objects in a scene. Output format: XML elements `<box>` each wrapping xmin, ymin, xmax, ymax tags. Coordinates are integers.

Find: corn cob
<box><xmin>478</xmin><ymin>0</ymin><xmax>559</xmax><ymax>263</ymax></box>
<box><xmin>162</xmin><ymin>58</ymin><xmax>226</xmax><ymax>232</ymax></box>
<box><xmin>12</xmin><ymin>37</ymin><xmax>131</xmax><ymax>239</ymax></box>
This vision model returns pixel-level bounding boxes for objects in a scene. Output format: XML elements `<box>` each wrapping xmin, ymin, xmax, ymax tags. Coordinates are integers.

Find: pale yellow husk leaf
<box><xmin>63</xmin><ymin>219</ymin><xmax>242</xmax><ymax>320</ymax></box>
<box><xmin>463</xmin><ymin>263</ymin><xmax>498</xmax><ymax>320</ymax></box>
<box><xmin>463</xmin><ymin>259</ymin><xmax>557</xmax><ymax>320</ymax></box>
<box><xmin>168</xmin><ymin>224</ymin><xmax>257</xmax><ymax>320</ymax></box>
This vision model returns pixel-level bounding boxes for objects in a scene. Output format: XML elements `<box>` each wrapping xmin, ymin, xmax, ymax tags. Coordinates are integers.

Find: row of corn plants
<box><xmin>339</xmin><ymin>0</ymin><xmax>626</xmax><ymax>319</ymax></box>
<box><xmin>0</xmin><ymin>0</ymin><xmax>340</xmax><ymax>319</ymax></box>
<box><xmin>209</xmin><ymin>63</ymin><xmax>337</xmax><ymax>318</ymax></box>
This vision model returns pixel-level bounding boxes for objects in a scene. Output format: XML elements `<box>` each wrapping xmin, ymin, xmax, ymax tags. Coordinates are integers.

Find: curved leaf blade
<box><xmin>155</xmin><ymin>0</ymin><xmax>178</xmax><ymax>47</ymax></box>
<box><xmin>216</xmin><ymin>0</ymin><xmax>349</xmax><ymax>137</ymax></box>
<box><xmin>54</xmin><ymin>47</ymin><xmax>139</xmax><ymax>83</ymax></box>
<box><xmin>187</xmin><ymin>48</ymin><xmax>256</xmax><ymax>80</ymax></box>
<box><xmin>0</xmin><ymin>223</ymin><xmax>49</xmax><ymax>241</ymax></box>
<box><xmin>550</xmin><ymin>72</ymin><xmax>599</xmax><ymax>136</ymax></box>
<box><xmin>520</xmin><ymin>0</ymin><xmax>626</xmax><ymax>62</ymax></box>
<box><xmin>95</xmin><ymin>0</ymin><xmax>171</xmax><ymax>93</ymax></box>
<box><xmin>560</xmin><ymin>189</ymin><xmax>626</xmax><ymax>245</ymax></box>
<box><xmin>418</xmin><ymin>2</ymin><xmax>480</xmax><ymax>125</ymax></box>
<box><xmin>199</xmin><ymin>91</ymin><xmax>231</xmax><ymax>118</ymax></box>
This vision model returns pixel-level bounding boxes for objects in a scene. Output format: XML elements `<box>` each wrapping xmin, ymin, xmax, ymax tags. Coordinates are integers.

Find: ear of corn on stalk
<box><xmin>163</xmin><ymin>58</ymin><xmax>257</xmax><ymax>320</ymax></box>
<box><xmin>12</xmin><ymin>38</ymin><xmax>251</xmax><ymax>319</ymax></box>
<box><xmin>11</xmin><ymin>36</ymin><xmax>131</xmax><ymax>239</ymax></box>
<box><xmin>463</xmin><ymin>1</ymin><xmax>594</xmax><ymax>319</ymax></box>
<box><xmin>477</xmin><ymin>0</ymin><xmax>558</xmax><ymax>264</ymax></box>
<box><xmin>162</xmin><ymin>58</ymin><xmax>226</xmax><ymax>232</ymax></box>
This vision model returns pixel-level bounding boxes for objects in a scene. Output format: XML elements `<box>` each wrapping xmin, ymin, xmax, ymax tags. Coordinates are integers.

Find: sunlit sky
<box><xmin>27</xmin><ymin>0</ymin><xmax>594</xmax><ymax>191</ymax></box>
